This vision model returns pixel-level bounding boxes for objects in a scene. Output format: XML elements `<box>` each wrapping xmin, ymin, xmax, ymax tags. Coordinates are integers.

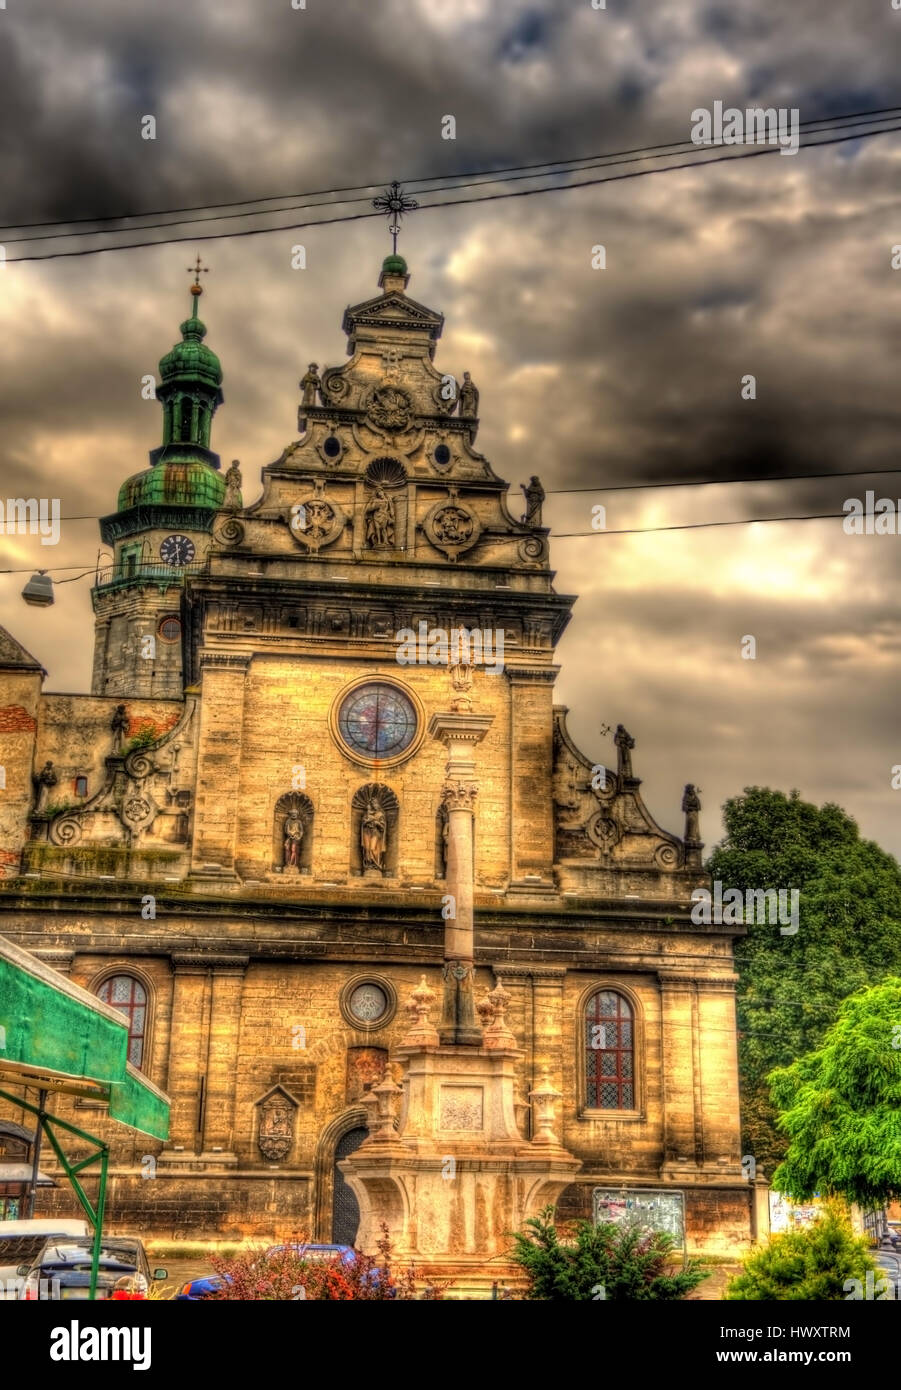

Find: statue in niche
<box><xmin>283</xmin><ymin>811</ymin><xmax>304</xmax><ymax>869</ymax></box>
<box><xmin>458</xmin><ymin>371</ymin><xmax>479</xmax><ymax>418</ymax></box>
<box><xmin>521</xmin><ymin>475</ymin><xmax>545</xmax><ymax>527</ymax></box>
<box><xmin>223</xmin><ymin>459</ymin><xmax>243</xmax><ymax>510</ymax></box>
<box><xmin>299</xmin><ymin>363</ymin><xmax>321</xmax><ymax>409</ymax></box>
<box><xmin>364</xmin><ymin>486</ymin><xmax>396</xmax><ymax>549</ymax></box>
<box><xmin>614</xmin><ymin>724</ymin><xmax>635</xmax><ymax>780</ymax></box>
<box><xmin>34</xmin><ymin>761</ymin><xmax>57</xmax><ymax>812</ymax></box>
<box><xmin>110</xmin><ymin>704</ymin><xmax>129</xmax><ymax>753</ymax></box>
<box><xmin>361</xmin><ymin>796</ymin><xmax>387</xmax><ymax>871</ymax></box>
<box><xmin>682</xmin><ymin>783</ymin><xmax>701</xmax><ymax>842</ymax></box>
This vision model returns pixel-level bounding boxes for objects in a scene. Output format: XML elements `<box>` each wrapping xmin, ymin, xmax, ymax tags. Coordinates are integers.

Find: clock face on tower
<box><xmin>160</xmin><ymin>535</ymin><xmax>196</xmax><ymax>567</ymax></box>
<box><xmin>333</xmin><ymin>680</ymin><xmax>421</xmax><ymax>766</ymax></box>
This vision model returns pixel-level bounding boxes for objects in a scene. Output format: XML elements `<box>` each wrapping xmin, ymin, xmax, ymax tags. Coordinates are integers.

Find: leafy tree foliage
<box><xmin>510</xmin><ymin>1207</ymin><xmax>707</xmax><ymax>1300</ymax></box>
<box><xmin>726</xmin><ymin>1199</ymin><xmax>877</xmax><ymax>1300</ymax></box>
<box><xmin>769</xmin><ymin>978</ymin><xmax>901</xmax><ymax>1207</ymax></box>
<box><xmin>707</xmin><ymin>788</ymin><xmax>901</xmax><ymax>1170</ymax></box>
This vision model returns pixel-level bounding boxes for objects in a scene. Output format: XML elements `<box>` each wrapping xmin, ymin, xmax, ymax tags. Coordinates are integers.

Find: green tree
<box><xmin>707</xmin><ymin>787</ymin><xmax>901</xmax><ymax>1171</ymax></box>
<box><xmin>726</xmin><ymin>1199</ymin><xmax>877</xmax><ymax>1301</ymax></box>
<box><xmin>510</xmin><ymin>1207</ymin><xmax>707</xmax><ymax>1300</ymax></box>
<box><xmin>769</xmin><ymin>978</ymin><xmax>901</xmax><ymax>1207</ymax></box>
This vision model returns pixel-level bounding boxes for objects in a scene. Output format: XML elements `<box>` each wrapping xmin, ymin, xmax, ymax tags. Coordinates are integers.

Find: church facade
<box><xmin>0</xmin><ymin>254</ymin><xmax>752</xmax><ymax>1254</ymax></box>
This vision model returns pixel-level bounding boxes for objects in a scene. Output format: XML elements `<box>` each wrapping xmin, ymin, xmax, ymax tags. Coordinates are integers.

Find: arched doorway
<box><xmin>332</xmin><ymin>1126</ymin><xmax>367</xmax><ymax>1246</ymax></box>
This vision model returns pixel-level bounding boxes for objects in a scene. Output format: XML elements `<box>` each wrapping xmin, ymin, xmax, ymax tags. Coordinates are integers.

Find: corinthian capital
<box><xmin>442</xmin><ymin>779</ymin><xmax>478</xmax><ymax>812</ymax></box>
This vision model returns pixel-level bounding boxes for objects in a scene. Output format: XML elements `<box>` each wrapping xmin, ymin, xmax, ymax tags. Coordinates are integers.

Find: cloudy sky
<box><xmin>0</xmin><ymin>0</ymin><xmax>899</xmax><ymax>857</ymax></box>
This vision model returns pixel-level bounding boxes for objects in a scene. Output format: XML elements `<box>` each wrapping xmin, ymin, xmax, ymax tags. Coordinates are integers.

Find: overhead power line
<box><xmin>2</xmin><ymin>102</ymin><xmax>898</xmax><ymax>238</ymax></box>
<box><xmin>5</xmin><ymin>108</ymin><xmax>900</xmax><ymax>246</ymax></box>
<box><xmin>31</xmin><ymin>464</ymin><xmax>901</xmax><ymax>526</ymax></box>
<box><xmin>0</xmin><ymin>509</ymin><xmax>858</xmax><ymax>580</ymax></box>
<box><xmin>546</xmin><ymin>466</ymin><xmax>901</xmax><ymax>495</ymax></box>
<box><xmin>6</xmin><ymin>119</ymin><xmax>901</xmax><ymax>264</ymax></box>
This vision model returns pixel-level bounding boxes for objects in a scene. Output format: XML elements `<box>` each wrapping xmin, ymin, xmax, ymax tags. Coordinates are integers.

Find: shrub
<box><xmin>209</xmin><ymin>1226</ymin><xmax>448</xmax><ymax>1300</ymax></box>
<box><xmin>726</xmin><ymin>1199</ymin><xmax>877</xmax><ymax>1300</ymax></box>
<box><xmin>510</xmin><ymin>1207</ymin><xmax>708</xmax><ymax>1301</ymax></box>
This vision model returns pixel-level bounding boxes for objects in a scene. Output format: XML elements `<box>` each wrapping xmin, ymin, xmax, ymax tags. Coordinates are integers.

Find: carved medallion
<box><xmin>423</xmin><ymin>495</ymin><xmax>481</xmax><ymax>560</ymax></box>
<box><xmin>288</xmin><ymin>493</ymin><xmax>345</xmax><ymax>551</ymax></box>
<box><xmin>587</xmin><ymin>812</ymin><xmax>621</xmax><ymax>853</ymax></box>
<box><xmin>122</xmin><ymin>796</ymin><xmax>155</xmax><ymax>829</ymax></box>
<box><xmin>366</xmin><ymin>384</ymin><xmax>413</xmax><ymax>433</ymax></box>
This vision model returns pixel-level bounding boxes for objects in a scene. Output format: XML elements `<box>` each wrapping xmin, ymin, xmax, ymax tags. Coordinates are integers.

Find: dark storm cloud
<box><xmin>0</xmin><ymin>0</ymin><xmax>899</xmax><ymax>853</ymax></box>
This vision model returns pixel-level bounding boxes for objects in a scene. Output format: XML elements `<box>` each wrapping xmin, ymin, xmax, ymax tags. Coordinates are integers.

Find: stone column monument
<box><xmin>339</xmin><ymin>660</ymin><xmax>580</xmax><ymax>1296</ymax></box>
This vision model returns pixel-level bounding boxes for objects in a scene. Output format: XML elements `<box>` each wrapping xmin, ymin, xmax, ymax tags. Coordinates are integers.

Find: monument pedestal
<box><xmin>339</xmin><ymin>1013</ymin><xmax>580</xmax><ymax>1298</ymax></box>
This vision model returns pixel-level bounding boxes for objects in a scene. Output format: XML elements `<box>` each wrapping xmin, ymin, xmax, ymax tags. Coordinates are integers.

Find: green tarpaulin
<box><xmin>0</xmin><ymin>934</ymin><xmax>169</xmax><ymax>1140</ymax></box>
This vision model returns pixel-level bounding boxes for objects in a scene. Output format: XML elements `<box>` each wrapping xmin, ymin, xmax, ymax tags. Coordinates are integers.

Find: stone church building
<box><xmin>0</xmin><ymin>254</ymin><xmax>751</xmax><ymax>1253</ymax></box>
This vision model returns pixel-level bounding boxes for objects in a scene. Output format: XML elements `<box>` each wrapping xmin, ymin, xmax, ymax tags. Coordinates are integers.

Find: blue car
<box><xmin>173</xmin><ymin>1243</ymin><xmax>357</xmax><ymax>1300</ymax></box>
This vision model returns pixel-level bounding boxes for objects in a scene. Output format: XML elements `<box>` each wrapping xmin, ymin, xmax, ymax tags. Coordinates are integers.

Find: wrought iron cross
<box><xmin>187</xmin><ymin>254</ymin><xmax>209</xmax><ymax>289</ymax></box>
<box><xmin>372</xmin><ymin>181</ymin><xmax>419</xmax><ymax>254</ymax></box>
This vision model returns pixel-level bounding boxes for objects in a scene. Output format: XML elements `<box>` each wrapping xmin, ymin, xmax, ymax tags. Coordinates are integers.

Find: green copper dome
<box><xmin>117</xmin><ymin>460</ymin><xmax>226</xmax><ymax>512</ymax></box>
<box><xmin>158</xmin><ymin>298</ymin><xmax>223</xmax><ymax>389</ymax></box>
<box><xmin>381</xmin><ymin>253</ymin><xmax>408</xmax><ymax>276</ymax></box>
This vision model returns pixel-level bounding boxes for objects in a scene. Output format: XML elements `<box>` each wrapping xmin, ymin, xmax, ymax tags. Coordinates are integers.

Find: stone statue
<box><xmin>110</xmin><ymin>704</ymin><xmax>129</xmax><ymax>752</ymax></box>
<box><xmin>614</xmin><ymin>724</ymin><xmax>635</xmax><ymax>780</ymax></box>
<box><xmin>283</xmin><ymin>811</ymin><xmax>304</xmax><ymax>868</ymax></box>
<box><xmin>364</xmin><ymin>486</ymin><xmax>395</xmax><ymax>549</ymax></box>
<box><xmin>458</xmin><ymin>371</ymin><xmax>479</xmax><ymax>419</ymax></box>
<box><xmin>34</xmin><ymin>761</ymin><xmax>57</xmax><ymax>812</ymax></box>
<box><xmin>223</xmin><ymin>459</ymin><xmax>243</xmax><ymax>510</ymax></box>
<box><xmin>521</xmin><ymin>475</ymin><xmax>545</xmax><ymax>527</ymax></box>
<box><xmin>361</xmin><ymin>797</ymin><xmax>387</xmax><ymax>871</ymax></box>
<box><xmin>300</xmin><ymin>363</ymin><xmax>321</xmax><ymax>409</ymax></box>
<box><xmin>682</xmin><ymin>784</ymin><xmax>701</xmax><ymax>842</ymax></box>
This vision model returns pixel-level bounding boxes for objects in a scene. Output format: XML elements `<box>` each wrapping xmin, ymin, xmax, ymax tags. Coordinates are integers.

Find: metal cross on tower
<box><xmin>187</xmin><ymin>254</ymin><xmax>210</xmax><ymax>291</ymax></box>
<box><xmin>372</xmin><ymin>181</ymin><xmax>419</xmax><ymax>254</ymax></box>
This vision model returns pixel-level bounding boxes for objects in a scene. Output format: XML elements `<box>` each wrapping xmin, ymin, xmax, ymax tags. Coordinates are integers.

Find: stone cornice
<box><xmin>505</xmin><ymin>667</ymin><xmax>559</xmax><ymax>683</ymax></box>
<box><xmin>171</xmin><ymin>952</ymin><xmax>250</xmax><ymax>973</ymax></box>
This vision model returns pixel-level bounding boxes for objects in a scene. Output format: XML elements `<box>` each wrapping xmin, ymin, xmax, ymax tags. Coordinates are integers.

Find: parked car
<box><xmin>0</xmin><ymin>1219</ymin><xmax>89</xmax><ymax>1300</ymax></box>
<box><xmin>17</xmin><ymin>1235</ymin><xmax>166</xmax><ymax>1300</ymax></box>
<box><xmin>173</xmin><ymin>1243</ymin><xmax>357</xmax><ymax>1300</ymax></box>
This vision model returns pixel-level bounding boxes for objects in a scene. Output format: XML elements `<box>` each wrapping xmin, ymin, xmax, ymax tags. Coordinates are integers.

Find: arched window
<box><xmin>179</xmin><ymin>396</ymin><xmax>194</xmax><ymax>441</ymax></box>
<box><xmin>585</xmin><ymin>990</ymin><xmax>633</xmax><ymax>1110</ymax></box>
<box><xmin>98</xmin><ymin>976</ymin><xmax>147</xmax><ymax>1069</ymax></box>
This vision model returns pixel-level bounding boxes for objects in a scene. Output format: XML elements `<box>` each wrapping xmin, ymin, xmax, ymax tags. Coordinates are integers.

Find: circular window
<box><xmin>349</xmin><ymin>983</ymin><xmax>388</xmax><ymax>1023</ymax></box>
<box><xmin>339</xmin><ymin>975</ymin><xmax>396</xmax><ymax>1031</ymax></box>
<box><xmin>332</xmin><ymin>680</ymin><xmax>422</xmax><ymax>766</ymax></box>
<box><xmin>434</xmin><ymin>443</ymin><xmax>451</xmax><ymax>466</ymax></box>
<box><xmin>323</xmin><ymin>435</ymin><xmax>342</xmax><ymax>459</ymax></box>
<box><xmin>158</xmin><ymin>616</ymin><xmax>181</xmax><ymax>642</ymax></box>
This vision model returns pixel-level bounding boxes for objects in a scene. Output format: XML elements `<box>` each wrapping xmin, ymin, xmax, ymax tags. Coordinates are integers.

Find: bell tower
<box><xmin>91</xmin><ymin>264</ymin><xmax>231</xmax><ymax>698</ymax></box>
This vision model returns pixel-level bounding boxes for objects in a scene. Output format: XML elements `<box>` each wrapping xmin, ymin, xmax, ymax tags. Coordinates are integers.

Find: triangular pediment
<box><xmin>342</xmin><ymin>292</ymin><xmax>444</xmax><ymax>339</ymax></box>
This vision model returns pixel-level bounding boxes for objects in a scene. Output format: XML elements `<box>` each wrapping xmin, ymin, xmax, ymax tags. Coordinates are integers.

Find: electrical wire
<box><xmin>2</xmin><ymin>102</ymin><xmax>898</xmax><ymax>238</ymax></box>
<box><xmin>6</xmin><ymin>120</ymin><xmax>901</xmax><ymax>264</ymax></box>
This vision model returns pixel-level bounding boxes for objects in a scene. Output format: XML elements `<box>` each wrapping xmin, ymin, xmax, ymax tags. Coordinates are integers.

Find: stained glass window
<box><xmin>337</xmin><ymin>683</ymin><xmax>418</xmax><ymax>760</ymax></box>
<box><xmin>585</xmin><ymin>990</ymin><xmax>634</xmax><ymax>1109</ymax></box>
<box><xmin>98</xmin><ymin>975</ymin><xmax>147</xmax><ymax>1069</ymax></box>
